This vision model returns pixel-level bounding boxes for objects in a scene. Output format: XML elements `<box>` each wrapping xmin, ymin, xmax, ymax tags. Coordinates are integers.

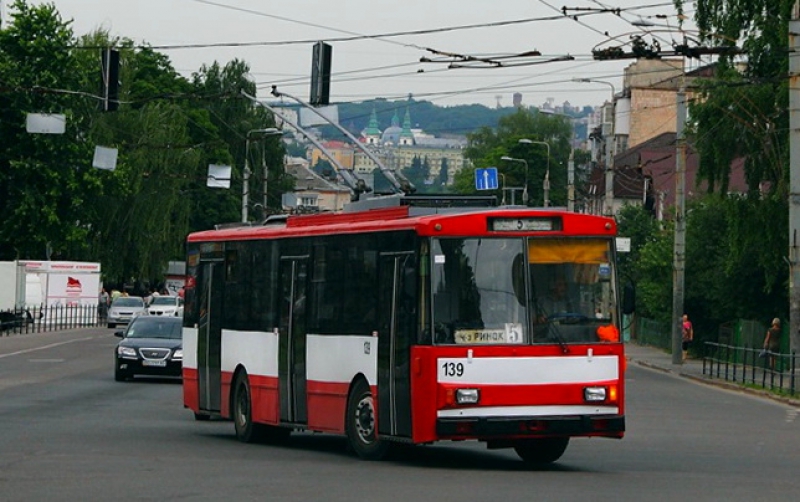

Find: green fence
<box><xmin>633</xmin><ymin>316</ymin><xmax>671</xmax><ymax>350</ymax></box>
<box><xmin>631</xmin><ymin>317</ymin><xmax>790</xmax><ymax>356</ymax></box>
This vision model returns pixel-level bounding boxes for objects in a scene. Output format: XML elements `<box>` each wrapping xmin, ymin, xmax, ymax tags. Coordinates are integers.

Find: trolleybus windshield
<box><xmin>430</xmin><ymin>237</ymin><xmax>617</xmax><ymax>345</ymax></box>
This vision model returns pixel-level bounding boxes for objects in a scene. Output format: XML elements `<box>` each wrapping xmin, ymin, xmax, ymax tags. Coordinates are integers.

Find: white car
<box><xmin>147</xmin><ymin>295</ymin><xmax>184</xmax><ymax>318</ymax></box>
<box><xmin>107</xmin><ymin>296</ymin><xmax>146</xmax><ymax>329</ymax></box>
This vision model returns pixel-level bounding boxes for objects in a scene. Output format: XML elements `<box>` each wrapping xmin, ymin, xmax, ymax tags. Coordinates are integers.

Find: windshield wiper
<box><xmin>549</xmin><ymin>323</ymin><xmax>570</xmax><ymax>354</ymax></box>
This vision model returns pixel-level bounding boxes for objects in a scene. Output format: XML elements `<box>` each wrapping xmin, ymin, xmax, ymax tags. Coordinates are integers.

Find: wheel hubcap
<box><xmin>354</xmin><ymin>394</ymin><xmax>375</xmax><ymax>443</ymax></box>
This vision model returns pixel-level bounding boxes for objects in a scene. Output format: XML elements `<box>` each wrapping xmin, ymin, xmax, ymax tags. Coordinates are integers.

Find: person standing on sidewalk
<box><xmin>763</xmin><ymin>318</ymin><xmax>782</xmax><ymax>370</ymax></box>
<box><xmin>681</xmin><ymin>314</ymin><xmax>693</xmax><ymax>362</ymax></box>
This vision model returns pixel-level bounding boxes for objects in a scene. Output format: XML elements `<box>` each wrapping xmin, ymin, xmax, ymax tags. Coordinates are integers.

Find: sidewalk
<box><xmin>624</xmin><ymin>342</ymin><xmax>800</xmax><ymax>407</ymax></box>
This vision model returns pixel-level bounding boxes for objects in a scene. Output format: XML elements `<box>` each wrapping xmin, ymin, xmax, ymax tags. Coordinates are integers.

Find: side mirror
<box><xmin>114</xmin><ymin>331</ymin><xmax>124</xmax><ymax>338</ymax></box>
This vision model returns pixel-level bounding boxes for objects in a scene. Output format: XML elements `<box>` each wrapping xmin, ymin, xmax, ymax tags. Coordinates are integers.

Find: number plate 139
<box><xmin>438</xmin><ymin>359</ymin><xmax>467</xmax><ymax>380</ymax></box>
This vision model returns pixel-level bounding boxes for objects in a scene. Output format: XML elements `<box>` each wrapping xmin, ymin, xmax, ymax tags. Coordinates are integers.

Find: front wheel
<box><xmin>514</xmin><ymin>437</ymin><xmax>569</xmax><ymax>464</ymax></box>
<box><xmin>345</xmin><ymin>379</ymin><xmax>389</xmax><ymax>460</ymax></box>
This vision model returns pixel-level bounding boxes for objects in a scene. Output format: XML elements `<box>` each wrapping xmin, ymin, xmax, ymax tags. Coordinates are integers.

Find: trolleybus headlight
<box><xmin>583</xmin><ymin>386</ymin><xmax>607</xmax><ymax>402</ymax></box>
<box><xmin>456</xmin><ymin>388</ymin><xmax>480</xmax><ymax>404</ymax></box>
<box><xmin>172</xmin><ymin>349</ymin><xmax>183</xmax><ymax>360</ymax></box>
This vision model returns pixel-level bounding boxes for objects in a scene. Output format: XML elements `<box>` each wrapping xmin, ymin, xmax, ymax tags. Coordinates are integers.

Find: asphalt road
<box><xmin>0</xmin><ymin>328</ymin><xmax>798</xmax><ymax>501</ymax></box>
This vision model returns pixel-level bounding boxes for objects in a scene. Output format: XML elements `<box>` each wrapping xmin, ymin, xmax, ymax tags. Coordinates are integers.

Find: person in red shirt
<box><xmin>681</xmin><ymin>314</ymin><xmax>693</xmax><ymax>362</ymax></box>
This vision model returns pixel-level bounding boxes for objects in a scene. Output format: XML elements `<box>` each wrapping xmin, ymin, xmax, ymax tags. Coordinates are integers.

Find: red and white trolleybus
<box><xmin>182</xmin><ymin>197</ymin><xmax>625</xmax><ymax>463</ymax></box>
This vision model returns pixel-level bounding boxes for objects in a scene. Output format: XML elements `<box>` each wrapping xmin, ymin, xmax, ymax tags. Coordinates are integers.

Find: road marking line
<box><xmin>0</xmin><ymin>336</ymin><xmax>97</xmax><ymax>359</ymax></box>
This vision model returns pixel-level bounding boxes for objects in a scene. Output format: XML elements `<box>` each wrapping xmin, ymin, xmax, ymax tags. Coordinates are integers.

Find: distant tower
<box><xmin>362</xmin><ymin>108</ymin><xmax>381</xmax><ymax>145</ymax></box>
<box><xmin>399</xmin><ymin>108</ymin><xmax>415</xmax><ymax>146</ymax></box>
<box><xmin>495</xmin><ymin>95</ymin><xmax>502</xmax><ymax>109</ymax></box>
<box><xmin>513</xmin><ymin>92</ymin><xmax>522</xmax><ymax>108</ymax></box>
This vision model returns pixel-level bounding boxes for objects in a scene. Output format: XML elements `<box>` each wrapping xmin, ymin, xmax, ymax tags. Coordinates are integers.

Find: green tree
<box><xmin>438</xmin><ymin>157</ymin><xmax>449</xmax><ymax>187</ymax></box>
<box><xmin>0</xmin><ymin>0</ymin><xmax>96</xmax><ymax>260</ymax></box>
<box><xmin>673</xmin><ymin>0</ymin><xmax>791</xmax><ymax>346</ymax></box>
<box><xmin>454</xmin><ymin>109</ymin><xmax>575</xmax><ymax>206</ymax></box>
<box><xmin>191</xmin><ymin>60</ymin><xmax>288</xmax><ymax>222</ymax></box>
<box><xmin>402</xmin><ymin>155</ymin><xmax>427</xmax><ymax>190</ymax></box>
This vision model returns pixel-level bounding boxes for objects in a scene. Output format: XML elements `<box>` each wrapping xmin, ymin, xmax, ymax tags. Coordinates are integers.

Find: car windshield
<box><xmin>125</xmin><ymin>318</ymin><xmax>182</xmax><ymax>339</ymax></box>
<box><xmin>113</xmin><ymin>297</ymin><xmax>144</xmax><ymax>307</ymax></box>
<box><xmin>151</xmin><ymin>296</ymin><xmax>178</xmax><ymax>306</ymax></box>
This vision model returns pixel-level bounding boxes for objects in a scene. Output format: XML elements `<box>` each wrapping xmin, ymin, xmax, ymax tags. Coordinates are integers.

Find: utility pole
<box><xmin>671</xmin><ymin>83</ymin><xmax>688</xmax><ymax>365</ymax></box>
<box><xmin>789</xmin><ymin>2</ymin><xmax>800</xmax><ymax>356</ymax></box>
<box><xmin>568</xmin><ymin>149</ymin><xmax>575</xmax><ymax>212</ymax></box>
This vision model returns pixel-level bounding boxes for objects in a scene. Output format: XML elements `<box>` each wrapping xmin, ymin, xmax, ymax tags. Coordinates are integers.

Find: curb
<box><xmin>630</xmin><ymin>359</ymin><xmax>800</xmax><ymax>408</ymax></box>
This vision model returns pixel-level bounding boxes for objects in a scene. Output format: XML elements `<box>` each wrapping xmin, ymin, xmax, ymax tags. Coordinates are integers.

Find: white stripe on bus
<box><xmin>221</xmin><ymin>329</ymin><xmax>279</xmax><ymax>377</ymax></box>
<box><xmin>306</xmin><ymin>334</ymin><xmax>377</xmax><ymax>385</ymax></box>
<box><xmin>437</xmin><ymin>355</ymin><xmax>618</xmax><ymax>385</ymax></box>
<box><xmin>437</xmin><ymin>405</ymin><xmax>619</xmax><ymax>418</ymax></box>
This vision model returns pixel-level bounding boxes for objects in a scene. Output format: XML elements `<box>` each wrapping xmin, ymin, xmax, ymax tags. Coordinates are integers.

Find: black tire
<box><xmin>233</xmin><ymin>372</ymin><xmax>259</xmax><ymax>442</ymax></box>
<box><xmin>194</xmin><ymin>412</ymin><xmax>211</xmax><ymax>421</ymax></box>
<box><xmin>345</xmin><ymin>379</ymin><xmax>389</xmax><ymax>460</ymax></box>
<box><xmin>108</xmin><ymin>323</ymin><xmax>115</xmax><ymax>329</ymax></box>
<box><xmin>514</xmin><ymin>437</ymin><xmax>570</xmax><ymax>464</ymax></box>
<box><xmin>232</xmin><ymin>372</ymin><xmax>289</xmax><ymax>443</ymax></box>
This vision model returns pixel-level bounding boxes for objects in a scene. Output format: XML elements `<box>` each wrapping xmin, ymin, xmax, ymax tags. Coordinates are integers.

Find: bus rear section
<box><xmin>183</xmin><ymin>208</ymin><xmax>625</xmax><ymax>464</ymax></box>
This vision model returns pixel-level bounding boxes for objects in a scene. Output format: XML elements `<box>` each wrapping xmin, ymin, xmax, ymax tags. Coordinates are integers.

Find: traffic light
<box><xmin>101</xmin><ymin>48</ymin><xmax>120</xmax><ymax>111</ymax></box>
<box><xmin>310</xmin><ymin>42</ymin><xmax>332</xmax><ymax>106</ymax></box>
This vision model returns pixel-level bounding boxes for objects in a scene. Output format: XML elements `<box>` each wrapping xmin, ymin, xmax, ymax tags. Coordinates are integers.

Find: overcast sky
<box><xmin>19</xmin><ymin>0</ymin><xmax>702</xmax><ymax>109</ymax></box>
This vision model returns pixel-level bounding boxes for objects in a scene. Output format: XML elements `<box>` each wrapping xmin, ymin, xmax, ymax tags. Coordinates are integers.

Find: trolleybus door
<box><xmin>278</xmin><ymin>257</ymin><xmax>308</xmax><ymax>424</ymax></box>
<box><xmin>377</xmin><ymin>252</ymin><xmax>414</xmax><ymax>438</ymax></box>
<box><xmin>197</xmin><ymin>260</ymin><xmax>224</xmax><ymax>413</ymax></box>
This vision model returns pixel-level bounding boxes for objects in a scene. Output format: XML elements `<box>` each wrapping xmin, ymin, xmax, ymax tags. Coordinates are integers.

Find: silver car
<box><xmin>107</xmin><ymin>296</ymin><xmax>146</xmax><ymax>328</ymax></box>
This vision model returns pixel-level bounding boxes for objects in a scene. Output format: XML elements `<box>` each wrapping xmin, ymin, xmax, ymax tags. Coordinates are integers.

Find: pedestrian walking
<box><xmin>98</xmin><ymin>288</ymin><xmax>109</xmax><ymax>320</ymax></box>
<box><xmin>762</xmin><ymin>318</ymin><xmax>782</xmax><ymax>370</ymax></box>
<box><xmin>681</xmin><ymin>314</ymin><xmax>693</xmax><ymax>362</ymax></box>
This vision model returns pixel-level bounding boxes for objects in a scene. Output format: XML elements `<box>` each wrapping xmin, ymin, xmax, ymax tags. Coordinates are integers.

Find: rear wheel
<box><xmin>514</xmin><ymin>437</ymin><xmax>570</xmax><ymax>464</ymax></box>
<box><xmin>194</xmin><ymin>412</ymin><xmax>211</xmax><ymax>421</ymax></box>
<box><xmin>345</xmin><ymin>379</ymin><xmax>389</xmax><ymax>460</ymax></box>
<box><xmin>108</xmin><ymin>323</ymin><xmax>115</xmax><ymax>329</ymax></box>
<box><xmin>232</xmin><ymin>372</ymin><xmax>289</xmax><ymax>443</ymax></box>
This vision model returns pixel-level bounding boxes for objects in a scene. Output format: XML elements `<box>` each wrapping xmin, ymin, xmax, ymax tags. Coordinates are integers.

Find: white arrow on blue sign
<box><xmin>475</xmin><ymin>167</ymin><xmax>499</xmax><ymax>190</ymax></box>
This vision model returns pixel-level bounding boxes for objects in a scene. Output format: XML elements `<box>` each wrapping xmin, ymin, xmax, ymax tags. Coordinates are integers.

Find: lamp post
<box><xmin>242</xmin><ymin>128</ymin><xmax>282</xmax><ymax>222</ymax></box>
<box><xmin>518</xmin><ymin>138</ymin><xmax>550</xmax><ymax>207</ymax></box>
<box><xmin>500</xmin><ymin>156</ymin><xmax>529</xmax><ymax>205</ymax></box>
<box><xmin>573</xmin><ymin>78</ymin><xmax>616</xmax><ymax>215</ymax></box>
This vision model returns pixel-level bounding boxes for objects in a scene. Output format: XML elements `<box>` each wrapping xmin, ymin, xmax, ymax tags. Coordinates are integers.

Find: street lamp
<box><xmin>500</xmin><ymin>155</ymin><xmax>529</xmax><ymax>205</ymax></box>
<box><xmin>242</xmin><ymin>128</ymin><xmax>282</xmax><ymax>222</ymax></box>
<box><xmin>518</xmin><ymin>138</ymin><xmax>551</xmax><ymax>207</ymax></box>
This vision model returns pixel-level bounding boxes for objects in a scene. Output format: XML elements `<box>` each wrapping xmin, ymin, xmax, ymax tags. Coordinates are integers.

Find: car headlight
<box><xmin>117</xmin><ymin>346</ymin><xmax>137</xmax><ymax>358</ymax></box>
<box><xmin>172</xmin><ymin>349</ymin><xmax>183</xmax><ymax>360</ymax></box>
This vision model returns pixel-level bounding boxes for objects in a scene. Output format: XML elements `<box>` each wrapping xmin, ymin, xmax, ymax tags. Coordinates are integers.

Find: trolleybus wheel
<box><xmin>232</xmin><ymin>371</ymin><xmax>289</xmax><ymax>444</ymax></box>
<box><xmin>233</xmin><ymin>372</ymin><xmax>259</xmax><ymax>443</ymax></box>
<box><xmin>346</xmin><ymin>379</ymin><xmax>389</xmax><ymax>460</ymax></box>
<box><xmin>513</xmin><ymin>437</ymin><xmax>569</xmax><ymax>464</ymax></box>
<box><xmin>193</xmin><ymin>412</ymin><xmax>210</xmax><ymax>421</ymax></box>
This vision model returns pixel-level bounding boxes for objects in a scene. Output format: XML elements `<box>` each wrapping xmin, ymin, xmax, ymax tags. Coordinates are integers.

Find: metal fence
<box><xmin>634</xmin><ymin>316</ymin><xmax>671</xmax><ymax>350</ymax></box>
<box><xmin>0</xmin><ymin>305</ymin><xmax>103</xmax><ymax>336</ymax></box>
<box><xmin>703</xmin><ymin>342</ymin><xmax>797</xmax><ymax>397</ymax></box>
